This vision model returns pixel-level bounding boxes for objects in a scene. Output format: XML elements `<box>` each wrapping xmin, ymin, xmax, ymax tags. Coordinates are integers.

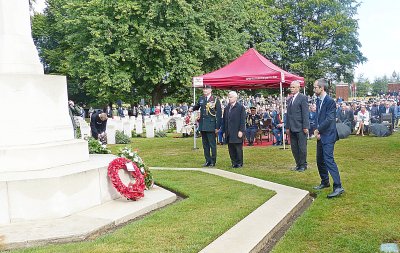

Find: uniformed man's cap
<box><xmin>203</xmin><ymin>85</ymin><xmax>212</xmax><ymax>89</ymax></box>
<box><xmin>250</xmin><ymin>106</ymin><xmax>256</xmax><ymax>110</ymax></box>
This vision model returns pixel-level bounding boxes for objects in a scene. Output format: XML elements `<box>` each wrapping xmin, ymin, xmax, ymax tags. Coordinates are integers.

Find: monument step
<box><xmin>0</xmin><ymin>139</ymin><xmax>89</xmax><ymax>173</ymax></box>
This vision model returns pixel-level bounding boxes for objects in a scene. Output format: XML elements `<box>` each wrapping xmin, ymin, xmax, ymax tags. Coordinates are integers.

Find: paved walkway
<box><xmin>152</xmin><ymin>167</ymin><xmax>310</xmax><ymax>253</ymax></box>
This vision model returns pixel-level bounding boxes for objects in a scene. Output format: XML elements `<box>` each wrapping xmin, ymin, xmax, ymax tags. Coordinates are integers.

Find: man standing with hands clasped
<box><xmin>313</xmin><ymin>78</ymin><xmax>345</xmax><ymax>198</ymax></box>
<box><xmin>286</xmin><ymin>80</ymin><xmax>309</xmax><ymax>172</ymax></box>
<box><xmin>190</xmin><ymin>85</ymin><xmax>222</xmax><ymax>167</ymax></box>
<box><xmin>222</xmin><ymin>91</ymin><xmax>246</xmax><ymax>168</ymax></box>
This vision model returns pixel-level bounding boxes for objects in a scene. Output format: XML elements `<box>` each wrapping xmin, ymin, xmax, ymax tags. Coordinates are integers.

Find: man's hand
<box><xmin>238</xmin><ymin>131</ymin><xmax>243</xmax><ymax>138</ymax></box>
<box><xmin>303</xmin><ymin>128</ymin><xmax>309</xmax><ymax>135</ymax></box>
<box><xmin>285</xmin><ymin>129</ymin><xmax>290</xmax><ymax>135</ymax></box>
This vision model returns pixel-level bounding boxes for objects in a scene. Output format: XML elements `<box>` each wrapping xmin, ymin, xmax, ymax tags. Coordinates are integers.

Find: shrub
<box><xmin>87</xmin><ymin>137</ymin><xmax>111</xmax><ymax>154</ymax></box>
<box><xmin>116</xmin><ymin>130</ymin><xmax>131</xmax><ymax>144</ymax></box>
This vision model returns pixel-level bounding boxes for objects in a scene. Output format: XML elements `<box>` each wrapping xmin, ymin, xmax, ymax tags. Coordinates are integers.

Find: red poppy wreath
<box><xmin>108</xmin><ymin>157</ymin><xmax>145</xmax><ymax>200</ymax></box>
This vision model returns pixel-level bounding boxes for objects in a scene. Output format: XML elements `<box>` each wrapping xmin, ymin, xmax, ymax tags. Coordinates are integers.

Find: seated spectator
<box><xmin>380</xmin><ymin>101</ymin><xmax>395</xmax><ymax>129</ymax></box>
<box><xmin>336</xmin><ymin>102</ymin><xmax>353</xmax><ymax>131</ymax></box>
<box><xmin>356</xmin><ymin>104</ymin><xmax>370</xmax><ymax>136</ymax></box>
<box><xmin>245</xmin><ymin>107</ymin><xmax>261</xmax><ymax>146</ymax></box>
<box><xmin>271</xmin><ymin>110</ymin><xmax>283</xmax><ymax>145</ymax></box>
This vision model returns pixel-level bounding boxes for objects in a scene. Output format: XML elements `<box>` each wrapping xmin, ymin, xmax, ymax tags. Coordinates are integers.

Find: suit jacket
<box><xmin>316</xmin><ymin>95</ymin><xmax>338</xmax><ymax>144</ymax></box>
<box><xmin>286</xmin><ymin>93</ymin><xmax>310</xmax><ymax>132</ymax></box>
<box><xmin>193</xmin><ymin>95</ymin><xmax>222</xmax><ymax>132</ymax></box>
<box><xmin>379</xmin><ymin>106</ymin><xmax>395</xmax><ymax>122</ymax></box>
<box><xmin>222</xmin><ymin>102</ymin><xmax>246</xmax><ymax>143</ymax></box>
<box><xmin>90</xmin><ymin>111</ymin><xmax>107</xmax><ymax>138</ymax></box>
<box><xmin>336</xmin><ymin>109</ymin><xmax>353</xmax><ymax>124</ymax></box>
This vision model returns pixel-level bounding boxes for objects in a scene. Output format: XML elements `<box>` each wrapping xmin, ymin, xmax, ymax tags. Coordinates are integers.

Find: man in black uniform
<box><xmin>90</xmin><ymin>110</ymin><xmax>108</xmax><ymax>140</ymax></box>
<box><xmin>245</xmin><ymin>106</ymin><xmax>261</xmax><ymax>146</ymax></box>
<box><xmin>190</xmin><ymin>85</ymin><xmax>222</xmax><ymax>167</ymax></box>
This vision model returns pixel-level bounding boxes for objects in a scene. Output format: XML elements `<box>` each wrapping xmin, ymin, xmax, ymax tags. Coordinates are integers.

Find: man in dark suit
<box><xmin>286</xmin><ymin>80</ymin><xmax>310</xmax><ymax>172</ymax></box>
<box><xmin>90</xmin><ymin>110</ymin><xmax>108</xmax><ymax>140</ymax></box>
<box><xmin>313</xmin><ymin>78</ymin><xmax>344</xmax><ymax>198</ymax></box>
<box><xmin>222</xmin><ymin>91</ymin><xmax>246</xmax><ymax>168</ymax></box>
<box><xmin>336</xmin><ymin>102</ymin><xmax>354</xmax><ymax>131</ymax></box>
<box><xmin>191</xmin><ymin>85</ymin><xmax>222</xmax><ymax>167</ymax></box>
<box><xmin>380</xmin><ymin>101</ymin><xmax>395</xmax><ymax>129</ymax></box>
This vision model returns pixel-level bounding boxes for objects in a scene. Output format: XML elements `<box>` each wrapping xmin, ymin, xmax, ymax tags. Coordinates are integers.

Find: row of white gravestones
<box><xmin>103</xmin><ymin>114</ymin><xmax>183</xmax><ymax>140</ymax></box>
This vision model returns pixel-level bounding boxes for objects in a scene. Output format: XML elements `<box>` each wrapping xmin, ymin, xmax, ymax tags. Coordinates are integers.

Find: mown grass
<box><xmin>10</xmin><ymin>170</ymin><xmax>273</xmax><ymax>253</ymax></box>
<box><xmin>9</xmin><ymin>132</ymin><xmax>400</xmax><ymax>253</ymax></box>
<box><xmin>109</xmin><ymin>132</ymin><xmax>400</xmax><ymax>253</ymax></box>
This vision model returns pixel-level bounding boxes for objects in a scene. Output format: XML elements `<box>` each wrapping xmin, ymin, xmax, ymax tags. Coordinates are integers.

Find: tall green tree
<box><xmin>273</xmin><ymin>0</ymin><xmax>366</xmax><ymax>94</ymax></box>
<box><xmin>32</xmin><ymin>0</ymin><xmax>280</xmax><ymax>105</ymax></box>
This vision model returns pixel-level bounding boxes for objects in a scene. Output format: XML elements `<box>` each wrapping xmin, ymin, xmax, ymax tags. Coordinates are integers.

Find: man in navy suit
<box><xmin>286</xmin><ymin>80</ymin><xmax>310</xmax><ymax>172</ymax></box>
<box><xmin>313</xmin><ymin>78</ymin><xmax>344</xmax><ymax>198</ymax></box>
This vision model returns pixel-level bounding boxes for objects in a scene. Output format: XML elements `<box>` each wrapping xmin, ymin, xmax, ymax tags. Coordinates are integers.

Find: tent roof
<box><xmin>193</xmin><ymin>48</ymin><xmax>304</xmax><ymax>89</ymax></box>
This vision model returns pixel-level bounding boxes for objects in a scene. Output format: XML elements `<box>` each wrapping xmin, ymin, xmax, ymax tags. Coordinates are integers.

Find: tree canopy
<box><xmin>32</xmin><ymin>0</ymin><xmax>366</xmax><ymax>105</ymax></box>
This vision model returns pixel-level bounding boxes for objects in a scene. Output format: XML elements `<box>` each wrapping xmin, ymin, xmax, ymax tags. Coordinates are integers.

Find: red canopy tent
<box><xmin>192</xmin><ymin>48</ymin><xmax>304</xmax><ymax>89</ymax></box>
<box><xmin>191</xmin><ymin>48</ymin><xmax>305</xmax><ymax>149</ymax></box>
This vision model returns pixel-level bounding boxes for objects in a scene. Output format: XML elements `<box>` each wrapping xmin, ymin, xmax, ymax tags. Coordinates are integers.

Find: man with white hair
<box><xmin>286</xmin><ymin>80</ymin><xmax>310</xmax><ymax>172</ymax></box>
<box><xmin>222</xmin><ymin>91</ymin><xmax>246</xmax><ymax>168</ymax></box>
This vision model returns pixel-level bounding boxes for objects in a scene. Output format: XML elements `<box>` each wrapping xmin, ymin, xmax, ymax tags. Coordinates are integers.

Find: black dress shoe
<box><xmin>327</xmin><ymin>187</ymin><xmax>345</xmax><ymax>198</ymax></box>
<box><xmin>208</xmin><ymin>163</ymin><xmax>215</xmax><ymax>167</ymax></box>
<box><xmin>313</xmin><ymin>183</ymin><xmax>330</xmax><ymax>190</ymax></box>
<box><xmin>202</xmin><ymin>162</ymin><xmax>211</xmax><ymax>167</ymax></box>
<box><xmin>296</xmin><ymin>166</ymin><xmax>307</xmax><ymax>172</ymax></box>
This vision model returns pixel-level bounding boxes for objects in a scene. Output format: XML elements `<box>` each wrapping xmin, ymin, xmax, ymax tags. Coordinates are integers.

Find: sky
<box><xmin>33</xmin><ymin>0</ymin><xmax>399</xmax><ymax>82</ymax></box>
<box><xmin>354</xmin><ymin>0</ymin><xmax>400</xmax><ymax>81</ymax></box>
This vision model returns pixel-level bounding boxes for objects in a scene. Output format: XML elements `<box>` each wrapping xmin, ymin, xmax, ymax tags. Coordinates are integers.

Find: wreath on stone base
<box><xmin>118</xmin><ymin>147</ymin><xmax>154</xmax><ymax>189</ymax></box>
<box><xmin>108</xmin><ymin>157</ymin><xmax>145</xmax><ymax>200</ymax></box>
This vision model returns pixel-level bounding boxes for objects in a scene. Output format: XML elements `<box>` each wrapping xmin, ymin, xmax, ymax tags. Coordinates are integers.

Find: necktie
<box><xmin>316</xmin><ymin>98</ymin><xmax>321</xmax><ymax>113</ymax></box>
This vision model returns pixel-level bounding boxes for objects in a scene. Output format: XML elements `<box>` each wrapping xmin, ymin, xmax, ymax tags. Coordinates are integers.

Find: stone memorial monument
<box><xmin>0</xmin><ymin>0</ymin><xmax>116</xmax><ymax>224</ymax></box>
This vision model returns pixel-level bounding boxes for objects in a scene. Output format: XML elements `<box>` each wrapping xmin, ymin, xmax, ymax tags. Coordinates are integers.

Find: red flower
<box><xmin>108</xmin><ymin>157</ymin><xmax>145</xmax><ymax>200</ymax></box>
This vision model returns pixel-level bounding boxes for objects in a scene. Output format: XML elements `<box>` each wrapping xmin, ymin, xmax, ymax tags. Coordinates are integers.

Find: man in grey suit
<box><xmin>286</xmin><ymin>80</ymin><xmax>310</xmax><ymax>172</ymax></box>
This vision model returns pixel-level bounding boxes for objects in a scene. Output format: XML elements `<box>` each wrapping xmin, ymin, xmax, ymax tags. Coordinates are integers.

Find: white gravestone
<box><xmin>175</xmin><ymin>117</ymin><xmax>183</xmax><ymax>133</ymax></box>
<box><xmin>129</xmin><ymin>118</ymin><xmax>135</xmax><ymax>133</ymax></box>
<box><xmin>106</xmin><ymin>124</ymin><xmax>116</xmax><ymax>144</ymax></box>
<box><xmin>135</xmin><ymin>118</ymin><xmax>143</xmax><ymax>134</ymax></box>
<box><xmin>155</xmin><ymin>119</ymin><xmax>163</xmax><ymax>132</ymax></box>
<box><xmin>78</xmin><ymin>118</ymin><xmax>91</xmax><ymax>139</ymax></box>
<box><xmin>123</xmin><ymin>121</ymin><xmax>132</xmax><ymax>138</ymax></box>
<box><xmin>145</xmin><ymin>121</ymin><xmax>155</xmax><ymax>138</ymax></box>
<box><xmin>162</xmin><ymin>117</ymin><xmax>169</xmax><ymax>130</ymax></box>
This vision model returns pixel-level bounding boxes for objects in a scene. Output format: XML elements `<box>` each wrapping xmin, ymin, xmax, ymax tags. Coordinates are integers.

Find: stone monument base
<box><xmin>0</xmin><ymin>154</ymin><xmax>122</xmax><ymax>224</ymax></box>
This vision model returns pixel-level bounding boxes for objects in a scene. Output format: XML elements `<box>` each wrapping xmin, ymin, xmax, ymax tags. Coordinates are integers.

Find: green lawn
<box><xmin>109</xmin><ymin>132</ymin><xmax>400</xmax><ymax>253</ymax></box>
<box><xmin>9</xmin><ymin>132</ymin><xmax>400</xmax><ymax>253</ymax></box>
